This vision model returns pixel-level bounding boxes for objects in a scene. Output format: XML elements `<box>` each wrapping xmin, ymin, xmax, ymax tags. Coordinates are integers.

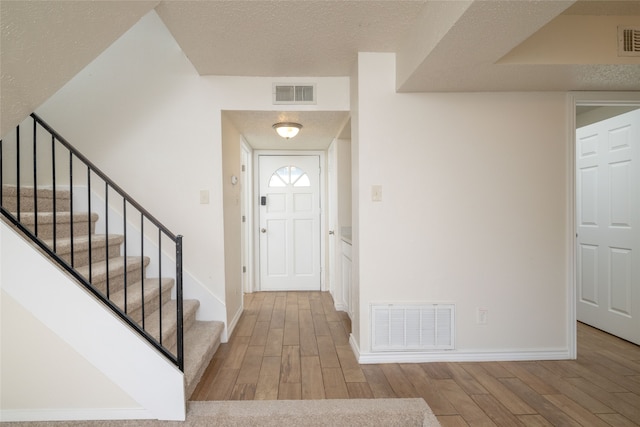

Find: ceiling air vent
<box><xmin>618</xmin><ymin>27</ymin><xmax>640</xmax><ymax>57</ymax></box>
<box><xmin>273</xmin><ymin>83</ymin><xmax>316</xmax><ymax>105</ymax></box>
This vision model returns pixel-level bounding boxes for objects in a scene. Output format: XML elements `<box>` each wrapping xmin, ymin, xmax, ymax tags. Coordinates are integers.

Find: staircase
<box><xmin>0</xmin><ymin>114</ymin><xmax>224</xmax><ymax>404</ymax></box>
<box><xmin>1</xmin><ymin>184</ymin><xmax>222</xmax><ymax>398</ymax></box>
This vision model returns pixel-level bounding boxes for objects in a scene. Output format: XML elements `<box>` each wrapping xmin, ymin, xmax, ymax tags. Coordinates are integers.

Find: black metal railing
<box><xmin>0</xmin><ymin>113</ymin><xmax>184</xmax><ymax>371</ymax></box>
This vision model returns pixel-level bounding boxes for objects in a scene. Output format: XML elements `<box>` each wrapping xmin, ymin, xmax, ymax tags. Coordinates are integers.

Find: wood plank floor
<box><xmin>191</xmin><ymin>291</ymin><xmax>640</xmax><ymax>426</ymax></box>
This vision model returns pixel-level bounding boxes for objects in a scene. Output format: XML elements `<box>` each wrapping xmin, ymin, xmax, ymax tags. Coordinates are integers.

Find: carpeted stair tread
<box><xmin>76</xmin><ymin>255</ymin><xmax>150</xmax><ymax>282</ymax></box>
<box><xmin>1</xmin><ymin>185</ymin><xmax>71</xmax><ymax>200</ymax></box>
<box><xmin>8</xmin><ymin>210</ymin><xmax>98</xmax><ymax>225</ymax></box>
<box><xmin>184</xmin><ymin>320</ymin><xmax>224</xmax><ymax>398</ymax></box>
<box><xmin>143</xmin><ymin>299</ymin><xmax>199</xmax><ymax>349</ymax></box>
<box><xmin>1</xmin><ymin>185</ymin><xmax>71</xmax><ymax>212</ymax></box>
<box><xmin>44</xmin><ymin>234</ymin><xmax>125</xmax><ymax>254</ymax></box>
<box><xmin>109</xmin><ymin>277</ymin><xmax>174</xmax><ymax>314</ymax></box>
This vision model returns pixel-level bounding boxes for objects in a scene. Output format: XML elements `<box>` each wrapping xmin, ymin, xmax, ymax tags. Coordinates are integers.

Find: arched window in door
<box><xmin>268</xmin><ymin>165</ymin><xmax>311</xmax><ymax>188</ymax></box>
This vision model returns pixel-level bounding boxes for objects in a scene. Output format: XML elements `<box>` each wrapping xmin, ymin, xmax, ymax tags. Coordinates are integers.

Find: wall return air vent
<box><xmin>273</xmin><ymin>83</ymin><xmax>316</xmax><ymax>105</ymax></box>
<box><xmin>618</xmin><ymin>27</ymin><xmax>640</xmax><ymax>57</ymax></box>
<box><xmin>371</xmin><ymin>304</ymin><xmax>455</xmax><ymax>352</ymax></box>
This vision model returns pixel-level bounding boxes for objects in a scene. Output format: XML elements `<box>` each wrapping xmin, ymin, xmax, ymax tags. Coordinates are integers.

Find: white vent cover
<box><xmin>618</xmin><ymin>27</ymin><xmax>640</xmax><ymax>56</ymax></box>
<box><xmin>273</xmin><ymin>83</ymin><xmax>316</xmax><ymax>105</ymax></box>
<box><xmin>371</xmin><ymin>304</ymin><xmax>455</xmax><ymax>352</ymax></box>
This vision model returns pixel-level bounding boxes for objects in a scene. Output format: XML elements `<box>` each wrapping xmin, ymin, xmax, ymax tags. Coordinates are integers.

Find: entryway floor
<box><xmin>191</xmin><ymin>291</ymin><xmax>640</xmax><ymax>426</ymax></box>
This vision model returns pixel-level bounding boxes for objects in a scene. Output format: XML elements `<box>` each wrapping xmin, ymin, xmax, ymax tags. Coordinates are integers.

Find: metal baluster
<box><xmin>123</xmin><ymin>199</ymin><xmax>128</xmax><ymax>313</ymax></box>
<box><xmin>69</xmin><ymin>152</ymin><xmax>74</xmax><ymax>267</ymax></box>
<box><xmin>32</xmin><ymin>119</ymin><xmax>38</xmax><ymax>236</ymax></box>
<box><xmin>176</xmin><ymin>235</ymin><xmax>184</xmax><ymax>371</ymax></box>
<box><xmin>140</xmin><ymin>213</ymin><xmax>145</xmax><ymax>329</ymax></box>
<box><xmin>1</xmin><ymin>139</ymin><xmax>3</xmax><ymax>204</ymax></box>
<box><xmin>87</xmin><ymin>168</ymin><xmax>92</xmax><ymax>283</ymax></box>
<box><xmin>16</xmin><ymin>125</ymin><xmax>20</xmax><ymax>221</ymax></box>
<box><xmin>51</xmin><ymin>135</ymin><xmax>57</xmax><ymax>252</ymax></box>
<box><xmin>105</xmin><ymin>182</ymin><xmax>109</xmax><ymax>298</ymax></box>
<box><xmin>158</xmin><ymin>228</ymin><xmax>162</xmax><ymax>345</ymax></box>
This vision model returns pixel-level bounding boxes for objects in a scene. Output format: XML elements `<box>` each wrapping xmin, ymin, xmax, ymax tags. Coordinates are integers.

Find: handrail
<box><xmin>0</xmin><ymin>114</ymin><xmax>184</xmax><ymax>372</ymax></box>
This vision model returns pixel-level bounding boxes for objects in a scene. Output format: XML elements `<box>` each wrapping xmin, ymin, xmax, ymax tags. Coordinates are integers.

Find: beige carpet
<box><xmin>5</xmin><ymin>399</ymin><xmax>440</xmax><ymax>426</ymax></box>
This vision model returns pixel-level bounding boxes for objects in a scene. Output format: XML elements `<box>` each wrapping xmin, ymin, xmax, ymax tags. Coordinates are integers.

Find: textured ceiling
<box><xmin>2</xmin><ymin>0</ymin><xmax>639</xmax><ymax>146</ymax></box>
<box><xmin>154</xmin><ymin>0</ymin><xmax>640</xmax><ymax>148</ymax></box>
<box><xmin>156</xmin><ymin>1</ymin><xmax>426</xmax><ymax>77</ymax></box>
<box><xmin>0</xmin><ymin>0</ymin><xmax>158</xmax><ymax>136</ymax></box>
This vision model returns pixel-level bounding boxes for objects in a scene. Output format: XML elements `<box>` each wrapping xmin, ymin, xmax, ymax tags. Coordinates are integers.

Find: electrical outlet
<box><xmin>477</xmin><ymin>308</ymin><xmax>488</xmax><ymax>325</ymax></box>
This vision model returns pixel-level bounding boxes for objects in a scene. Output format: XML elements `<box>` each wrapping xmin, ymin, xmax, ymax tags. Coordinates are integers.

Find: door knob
<box><xmin>261</xmin><ymin>228</ymin><xmax>267</xmax><ymax>233</ymax></box>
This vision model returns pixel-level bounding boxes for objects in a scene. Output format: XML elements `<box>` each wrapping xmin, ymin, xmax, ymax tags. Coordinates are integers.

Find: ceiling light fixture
<box><xmin>273</xmin><ymin>122</ymin><xmax>302</xmax><ymax>139</ymax></box>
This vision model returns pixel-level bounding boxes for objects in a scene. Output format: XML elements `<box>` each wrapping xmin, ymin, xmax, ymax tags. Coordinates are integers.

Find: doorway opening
<box><xmin>572</xmin><ymin>92</ymin><xmax>640</xmax><ymax>351</ymax></box>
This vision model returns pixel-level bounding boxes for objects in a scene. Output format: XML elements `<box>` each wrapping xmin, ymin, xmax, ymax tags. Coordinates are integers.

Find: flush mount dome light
<box><xmin>273</xmin><ymin>122</ymin><xmax>302</xmax><ymax>139</ymax></box>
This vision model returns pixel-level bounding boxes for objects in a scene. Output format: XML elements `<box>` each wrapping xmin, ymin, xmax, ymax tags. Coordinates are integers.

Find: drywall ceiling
<box><xmin>155</xmin><ymin>1</ymin><xmax>426</xmax><ymax>77</ymax></box>
<box><xmin>0</xmin><ymin>0</ymin><xmax>159</xmax><ymax>137</ymax></box>
<box><xmin>2</xmin><ymin>0</ymin><xmax>639</xmax><ymax>145</ymax></box>
<box><xmin>155</xmin><ymin>0</ymin><xmax>640</xmax><ymax>92</ymax></box>
<box><xmin>154</xmin><ymin>0</ymin><xmax>639</xmax><ymax>147</ymax></box>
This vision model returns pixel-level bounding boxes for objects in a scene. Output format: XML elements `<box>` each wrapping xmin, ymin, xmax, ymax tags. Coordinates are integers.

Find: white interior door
<box><xmin>576</xmin><ymin>108</ymin><xmax>640</xmax><ymax>344</ymax></box>
<box><xmin>258</xmin><ymin>155</ymin><xmax>321</xmax><ymax>291</ymax></box>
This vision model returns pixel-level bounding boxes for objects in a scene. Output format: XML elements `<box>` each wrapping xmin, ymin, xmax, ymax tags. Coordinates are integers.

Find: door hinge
<box><xmin>243</xmin><ymin>266</ymin><xmax>247</xmax><ymax>273</ymax></box>
<box><xmin>242</xmin><ymin>164</ymin><xmax>246</xmax><ymax>172</ymax></box>
<box><xmin>242</xmin><ymin>215</ymin><xmax>246</xmax><ymax>222</ymax></box>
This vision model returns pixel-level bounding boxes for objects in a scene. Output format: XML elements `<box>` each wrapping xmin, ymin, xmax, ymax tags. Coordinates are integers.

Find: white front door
<box><xmin>258</xmin><ymin>155</ymin><xmax>321</xmax><ymax>291</ymax></box>
<box><xmin>576</xmin><ymin>108</ymin><xmax>640</xmax><ymax>344</ymax></box>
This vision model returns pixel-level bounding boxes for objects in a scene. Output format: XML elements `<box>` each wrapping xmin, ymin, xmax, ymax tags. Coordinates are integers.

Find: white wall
<box><xmin>349</xmin><ymin>59</ymin><xmax>361</xmax><ymax>346</ymax></box>
<box><xmin>0</xmin><ymin>291</ymin><xmax>139</xmax><ymax>418</ymax></box>
<box><xmin>354</xmin><ymin>53</ymin><xmax>570</xmax><ymax>361</ymax></box>
<box><xmin>337</xmin><ymin>138</ymin><xmax>352</xmax><ymax>229</ymax></box>
<box><xmin>221</xmin><ymin>113</ymin><xmax>243</xmax><ymax>332</ymax></box>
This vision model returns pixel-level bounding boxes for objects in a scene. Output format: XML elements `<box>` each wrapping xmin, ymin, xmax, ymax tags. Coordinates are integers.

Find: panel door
<box><xmin>576</xmin><ymin>108</ymin><xmax>640</xmax><ymax>344</ymax></box>
<box><xmin>258</xmin><ymin>155</ymin><xmax>321</xmax><ymax>291</ymax></box>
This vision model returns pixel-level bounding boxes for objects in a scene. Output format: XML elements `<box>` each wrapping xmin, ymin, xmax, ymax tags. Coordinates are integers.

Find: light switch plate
<box><xmin>371</xmin><ymin>185</ymin><xmax>382</xmax><ymax>202</ymax></box>
<box><xmin>200</xmin><ymin>190</ymin><xmax>210</xmax><ymax>204</ymax></box>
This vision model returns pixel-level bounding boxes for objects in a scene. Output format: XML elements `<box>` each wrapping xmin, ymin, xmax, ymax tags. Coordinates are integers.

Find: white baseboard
<box><xmin>349</xmin><ymin>333</ymin><xmax>361</xmax><ymax>360</ymax></box>
<box><xmin>0</xmin><ymin>407</ymin><xmax>158</xmax><ymax>422</ymax></box>
<box><xmin>226</xmin><ymin>304</ymin><xmax>243</xmax><ymax>341</ymax></box>
<box><xmin>355</xmin><ymin>348</ymin><xmax>572</xmax><ymax>364</ymax></box>
<box><xmin>334</xmin><ymin>302</ymin><xmax>348</xmax><ymax>312</ymax></box>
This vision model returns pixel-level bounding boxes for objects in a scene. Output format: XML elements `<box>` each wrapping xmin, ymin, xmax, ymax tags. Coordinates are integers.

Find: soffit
<box><xmin>156</xmin><ymin>0</ymin><xmax>640</xmax><ymax>93</ymax></box>
<box><xmin>396</xmin><ymin>0</ymin><xmax>640</xmax><ymax>92</ymax></box>
<box><xmin>224</xmin><ymin>110</ymin><xmax>350</xmax><ymax>150</ymax></box>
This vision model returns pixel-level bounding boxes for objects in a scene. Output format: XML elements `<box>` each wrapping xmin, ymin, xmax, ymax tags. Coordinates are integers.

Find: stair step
<box><xmin>143</xmin><ymin>299</ymin><xmax>200</xmax><ymax>352</ymax></box>
<box><xmin>109</xmin><ymin>277</ymin><xmax>175</xmax><ymax>325</ymax></box>
<box><xmin>76</xmin><ymin>256</ymin><xmax>150</xmax><ymax>295</ymax></box>
<box><xmin>1</xmin><ymin>185</ymin><xmax>71</xmax><ymax>213</ymax></box>
<box><xmin>184</xmin><ymin>321</ymin><xmax>225</xmax><ymax>398</ymax></box>
<box><xmin>8</xmin><ymin>211</ymin><xmax>98</xmax><ymax>240</ymax></box>
<box><xmin>46</xmin><ymin>234</ymin><xmax>124</xmax><ymax>268</ymax></box>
